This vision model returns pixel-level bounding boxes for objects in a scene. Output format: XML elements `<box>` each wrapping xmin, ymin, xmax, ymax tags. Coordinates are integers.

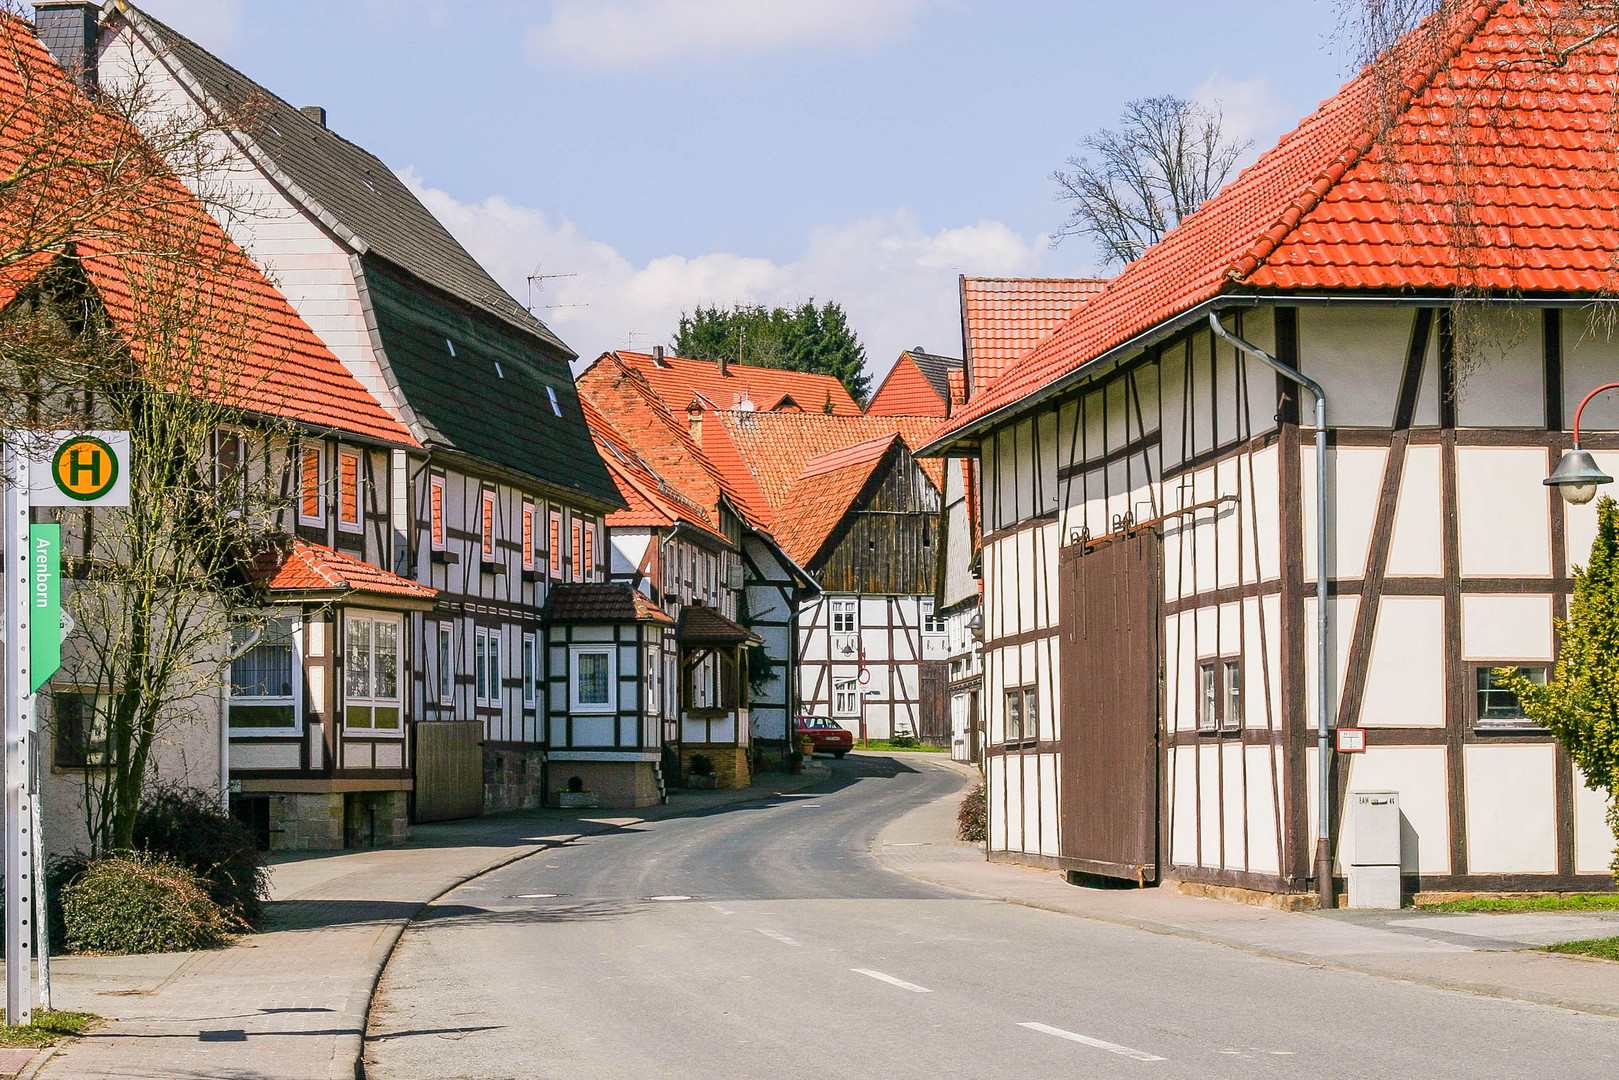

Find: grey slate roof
<box><xmin>908</xmin><ymin>349</ymin><xmax>963</xmax><ymax>404</ymax></box>
<box><xmin>121</xmin><ymin>5</ymin><xmax>573</xmax><ymax>358</ymax></box>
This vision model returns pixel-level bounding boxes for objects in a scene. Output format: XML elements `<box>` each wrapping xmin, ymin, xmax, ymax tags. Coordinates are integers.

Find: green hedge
<box><xmin>61</xmin><ymin>852</ymin><xmax>238</xmax><ymax>955</ymax></box>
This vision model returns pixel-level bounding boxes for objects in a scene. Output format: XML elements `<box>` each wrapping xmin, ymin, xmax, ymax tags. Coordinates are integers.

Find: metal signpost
<box><xmin>5</xmin><ymin>431</ymin><xmax>128</xmax><ymax>1025</ymax></box>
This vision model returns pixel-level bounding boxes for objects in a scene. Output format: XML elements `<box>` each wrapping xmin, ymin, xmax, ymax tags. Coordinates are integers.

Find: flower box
<box><xmin>554</xmin><ymin>791</ymin><xmax>599</xmax><ymax>809</ymax></box>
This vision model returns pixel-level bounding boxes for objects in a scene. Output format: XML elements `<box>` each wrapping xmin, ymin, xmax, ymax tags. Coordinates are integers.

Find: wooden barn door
<box><xmin>414</xmin><ymin>720</ymin><xmax>485</xmax><ymax>822</ymax></box>
<box><xmin>918</xmin><ymin>661</ymin><xmax>948</xmax><ymax>746</ymax></box>
<box><xmin>1058</xmin><ymin>530</ymin><xmax>1162</xmax><ymax>883</ymax></box>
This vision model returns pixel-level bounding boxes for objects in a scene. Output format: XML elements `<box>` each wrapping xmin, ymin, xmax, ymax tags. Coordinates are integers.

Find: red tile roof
<box><xmin>936</xmin><ymin>1</ymin><xmax>1599</xmax><ymax>446</ymax></box>
<box><xmin>609</xmin><ymin>350</ymin><xmax>863</xmax><ymax>416</ymax></box>
<box><xmin>959</xmin><ymin>277</ymin><xmax>1109</xmax><ymax>395</ymax></box>
<box><xmin>712</xmin><ymin>412</ymin><xmax>945</xmax><ymax>515</ymax></box>
<box><xmin>582</xmin><ymin>397</ymin><xmax>730</xmax><ymax>546</ymax></box>
<box><xmin>866</xmin><ymin>352</ymin><xmax>950</xmax><ymax>417</ymax></box>
<box><xmin>0</xmin><ymin>18</ymin><xmax>414</xmax><ymax>448</ymax></box>
<box><xmin>770</xmin><ymin>437</ymin><xmax>897</xmax><ymax>565</ymax></box>
<box><xmin>251</xmin><ymin>539</ymin><xmax>436</xmax><ymax>602</ymax></box>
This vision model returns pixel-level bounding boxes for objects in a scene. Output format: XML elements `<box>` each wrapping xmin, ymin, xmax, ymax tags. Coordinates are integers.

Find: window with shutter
<box><xmin>429</xmin><ymin>475</ymin><xmax>446</xmax><ymax>550</ymax></box>
<box><xmin>338</xmin><ymin>450</ymin><xmax>362</xmax><ymax>532</ymax></box>
<box><xmin>298</xmin><ymin>444</ymin><xmax>323</xmax><ymax>525</ymax></box>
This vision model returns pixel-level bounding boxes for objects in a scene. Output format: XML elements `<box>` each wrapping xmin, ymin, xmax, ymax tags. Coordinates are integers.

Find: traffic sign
<box><xmin>30</xmin><ymin>430</ymin><xmax>130</xmax><ymax>507</ymax></box>
<box><xmin>28</xmin><ymin>525</ymin><xmax>58</xmax><ymax>693</ymax></box>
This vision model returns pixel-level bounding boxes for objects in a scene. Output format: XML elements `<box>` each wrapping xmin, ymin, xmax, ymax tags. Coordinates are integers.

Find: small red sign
<box><xmin>1336</xmin><ymin>727</ymin><xmax>1367</xmax><ymax>753</ymax></box>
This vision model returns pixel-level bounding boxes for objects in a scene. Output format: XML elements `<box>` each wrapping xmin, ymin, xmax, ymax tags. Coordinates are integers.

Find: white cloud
<box><xmin>124</xmin><ymin>0</ymin><xmax>244</xmax><ymax>50</ymax></box>
<box><xmin>402</xmin><ymin>169</ymin><xmax>1044</xmax><ymax>377</ymax></box>
<box><xmin>529</xmin><ymin>0</ymin><xmax>928</xmax><ymax>68</ymax></box>
<box><xmin>1193</xmin><ymin>75</ymin><xmax>1296</xmax><ymax>156</ymax></box>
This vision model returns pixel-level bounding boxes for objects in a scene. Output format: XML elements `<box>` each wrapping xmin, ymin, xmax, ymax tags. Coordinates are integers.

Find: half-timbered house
<box><xmin>922</xmin><ymin>3</ymin><xmax>1619</xmax><ymax>901</ymax></box>
<box><xmin>88</xmin><ymin>2</ymin><xmax>624</xmax><ymax>829</ymax></box>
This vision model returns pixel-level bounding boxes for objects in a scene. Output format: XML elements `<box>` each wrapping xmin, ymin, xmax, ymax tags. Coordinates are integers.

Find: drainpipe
<box><xmin>1208</xmin><ymin>313</ymin><xmax>1335</xmax><ymax>911</ymax></box>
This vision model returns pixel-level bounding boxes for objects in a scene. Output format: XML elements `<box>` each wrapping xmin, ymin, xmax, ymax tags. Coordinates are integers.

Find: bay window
<box><xmin>570</xmin><ymin>646</ymin><xmax>616</xmax><ymax>713</ymax></box>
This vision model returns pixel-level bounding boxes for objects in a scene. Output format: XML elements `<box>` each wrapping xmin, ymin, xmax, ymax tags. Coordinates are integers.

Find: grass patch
<box><xmin>853</xmin><ymin>741</ymin><xmax>947</xmax><ymax>754</ymax></box>
<box><xmin>1543</xmin><ymin>937</ymin><xmax>1619</xmax><ymax>962</ymax></box>
<box><xmin>0</xmin><ymin>1009</ymin><xmax>97</xmax><ymax>1048</ymax></box>
<box><xmin>1420</xmin><ymin>893</ymin><xmax>1619</xmax><ymax>913</ymax></box>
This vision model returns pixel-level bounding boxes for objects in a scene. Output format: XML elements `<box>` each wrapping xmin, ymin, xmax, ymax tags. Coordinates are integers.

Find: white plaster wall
<box><xmin>1221</xmin><ymin>740</ymin><xmax>1246</xmax><ymax>870</ymax></box>
<box><xmin>1574</xmin><ymin>768</ymin><xmax>1617</xmax><ymax>875</ymax></box>
<box><xmin>1455</xmin><ymin>309</ymin><xmax>1544</xmax><ymax>428</ymax></box>
<box><xmin>1198</xmin><ymin>743</ymin><xmax>1220</xmax><ymax>867</ymax></box>
<box><xmin>1336</xmin><ymin>746</ymin><xmax>1451</xmax><ymax>874</ymax></box>
<box><xmin>1303</xmin><ymin>596</ymin><xmax>1359</xmax><ymax>730</ymax></box>
<box><xmin>1563</xmin><ymin>451</ymin><xmax>1619</xmax><ymax>571</ymax></box>
<box><xmin>1245</xmin><ymin>745</ymin><xmax>1283</xmax><ymax>875</ymax></box>
<box><xmin>1563</xmin><ymin>309</ymin><xmax>1619</xmax><ymax>433</ymax></box>
<box><xmin>1464</xmin><ymin>744</ymin><xmax>1558</xmax><ymax>874</ymax></box>
<box><xmin>1455</xmin><ymin>446</ymin><xmax>1552</xmax><ymax>578</ymax></box>
<box><xmin>1360</xmin><ymin>596</ymin><xmax>1446</xmax><ymax>727</ymax></box>
<box><xmin>1302</xmin><ymin>445</ymin><xmax>1387</xmax><ymax>582</ymax></box>
<box><xmin>1170</xmin><ymin>745</ymin><xmax>1196</xmax><ymax>866</ymax></box>
<box><xmin>1387</xmin><ymin>444</ymin><xmax>1444</xmax><ymax>577</ymax></box>
<box><xmin>1460</xmin><ymin>594</ymin><xmax>1555</xmax><ymax>661</ymax></box>
<box><xmin>1299</xmin><ymin>306</ymin><xmax>1412</xmax><ymax>428</ymax></box>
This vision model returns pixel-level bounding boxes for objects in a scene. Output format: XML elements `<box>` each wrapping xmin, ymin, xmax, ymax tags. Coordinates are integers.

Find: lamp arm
<box><xmin>1572</xmin><ymin>382</ymin><xmax>1619</xmax><ymax>445</ymax></box>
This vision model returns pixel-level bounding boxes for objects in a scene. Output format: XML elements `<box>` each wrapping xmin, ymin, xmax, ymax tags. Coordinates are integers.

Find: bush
<box><xmin>61</xmin><ymin>852</ymin><xmax>239</xmax><ymax>954</ymax></box>
<box><xmin>566</xmin><ymin>775</ymin><xmax>586</xmax><ymax>793</ymax></box>
<box><xmin>135</xmin><ymin>785</ymin><xmax>268</xmax><ymax>928</ymax></box>
<box><xmin>689</xmin><ymin>754</ymin><xmax>715</xmax><ymax>776</ymax></box>
<box><xmin>890</xmin><ymin>732</ymin><xmax>921</xmax><ymax>749</ymax></box>
<box><xmin>957</xmin><ymin>782</ymin><xmax>987</xmax><ymax>844</ymax></box>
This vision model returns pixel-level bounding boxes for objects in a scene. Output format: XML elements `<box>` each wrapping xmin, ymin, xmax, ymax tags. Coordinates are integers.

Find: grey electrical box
<box><xmin>1348</xmin><ymin>790</ymin><xmax>1402</xmax><ymax>909</ymax></box>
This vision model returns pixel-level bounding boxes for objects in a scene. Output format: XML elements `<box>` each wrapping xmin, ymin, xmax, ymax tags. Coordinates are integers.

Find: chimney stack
<box><xmin>34</xmin><ymin>2</ymin><xmax>99</xmax><ymax>90</ymax></box>
<box><xmin>718</xmin><ymin>351</ymin><xmax>729</xmax><ymax>377</ymax></box>
<box><xmin>301</xmin><ymin>105</ymin><xmax>328</xmax><ymax>128</ymax></box>
<box><xmin>687</xmin><ymin>400</ymin><xmax>703</xmax><ymax>442</ymax></box>
<box><xmin>652</xmin><ymin>345</ymin><xmax>666</xmax><ymax>367</ymax></box>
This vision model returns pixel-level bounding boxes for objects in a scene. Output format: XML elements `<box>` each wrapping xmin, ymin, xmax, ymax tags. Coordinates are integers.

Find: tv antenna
<box><xmin>527</xmin><ymin>265</ymin><xmax>586</xmax><ymax>312</ymax></box>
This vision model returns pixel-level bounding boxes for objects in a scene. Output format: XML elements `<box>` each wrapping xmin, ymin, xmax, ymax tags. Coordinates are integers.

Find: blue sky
<box><xmin>128</xmin><ymin>0</ymin><xmax>1353</xmax><ymax>376</ymax></box>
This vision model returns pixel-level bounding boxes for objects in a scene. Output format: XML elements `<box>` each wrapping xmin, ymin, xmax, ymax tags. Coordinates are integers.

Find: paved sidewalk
<box><xmin>874</xmin><ymin>776</ymin><xmax>1619</xmax><ymax>1019</ymax></box>
<box><xmin>22</xmin><ymin>765</ymin><xmax>830</xmax><ymax>1080</ymax></box>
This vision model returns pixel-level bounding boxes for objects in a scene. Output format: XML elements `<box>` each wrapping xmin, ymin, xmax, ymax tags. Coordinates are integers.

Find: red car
<box><xmin>795</xmin><ymin>715</ymin><xmax>854</xmax><ymax>758</ymax></box>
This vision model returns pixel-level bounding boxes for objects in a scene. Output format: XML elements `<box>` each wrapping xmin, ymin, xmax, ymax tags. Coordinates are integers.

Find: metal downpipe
<box><xmin>1207</xmin><ymin>314</ymin><xmax>1334</xmax><ymax>910</ymax></box>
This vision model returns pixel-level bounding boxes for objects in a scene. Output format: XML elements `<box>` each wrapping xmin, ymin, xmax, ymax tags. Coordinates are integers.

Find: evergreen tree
<box><xmin>672</xmin><ymin>300</ymin><xmax>871</xmax><ymax>405</ymax></box>
<box><xmin>1505</xmin><ymin>495</ymin><xmax>1619</xmax><ymax>875</ymax></box>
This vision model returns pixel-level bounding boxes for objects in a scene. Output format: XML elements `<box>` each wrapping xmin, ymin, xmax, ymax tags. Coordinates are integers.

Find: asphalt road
<box><xmin>366</xmin><ymin>754</ymin><xmax>1619</xmax><ymax>1080</ymax></box>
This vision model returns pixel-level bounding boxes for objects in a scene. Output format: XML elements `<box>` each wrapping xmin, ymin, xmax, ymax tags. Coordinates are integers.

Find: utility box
<box><xmin>1348</xmin><ymin>791</ymin><xmax>1402</xmax><ymax>910</ymax></box>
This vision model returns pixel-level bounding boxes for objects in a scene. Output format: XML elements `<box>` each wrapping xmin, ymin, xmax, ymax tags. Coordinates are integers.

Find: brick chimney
<box><xmin>301</xmin><ymin>105</ymin><xmax>327</xmax><ymax>128</ymax></box>
<box><xmin>652</xmin><ymin>345</ymin><xmax>668</xmax><ymax>368</ymax></box>
<box><xmin>34</xmin><ymin>2</ymin><xmax>99</xmax><ymax>89</ymax></box>
<box><xmin>718</xmin><ymin>351</ymin><xmax>729</xmax><ymax>377</ymax></box>
<box><xmin>687</xmin><ymin>400</ymin><xmax>703</xmax><ymax>442</ymax></box>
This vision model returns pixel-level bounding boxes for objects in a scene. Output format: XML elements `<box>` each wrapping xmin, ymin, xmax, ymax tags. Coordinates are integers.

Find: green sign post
<box><xmin>28</xmin><ymin>524</ymin><xmax>58</xmax><ymax>694</ymax></box>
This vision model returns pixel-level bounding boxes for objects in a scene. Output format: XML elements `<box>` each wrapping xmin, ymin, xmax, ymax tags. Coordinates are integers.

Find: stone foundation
<box><xmin>263</xmin><ymin>790</ymin><xmax>409</xmax><ymax>852</ymax></box>
<box><xmin>680</xmin><ymin>745</ymin><xmax>750</xmax><ymax>790</ymax></box>
<box><xmin>344</xmin><ymin>790</ymin><xmax>410</xmax><ymax>848</ymax></box>
<box><xmin>549</xmin><ymin>760</ymin><xmax>662</xmax><ymax>809</ymax></box>
<box><xmin>485</xmin><ymin>745</ymin><xmax>547</xmax><ymax>813</ymax></box>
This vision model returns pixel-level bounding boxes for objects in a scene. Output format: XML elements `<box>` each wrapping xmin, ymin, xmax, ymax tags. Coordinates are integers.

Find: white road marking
<box><xmin>513</xmin><ymin>894</ymin><xmax>559</xmax><ymax>899</ymax></box>
<box><xmin>710</xmin><ymin>905</ymin><xmax>735</xmax><ymax>916</ymax></box>
<box><xmin>852</xmin><ymin>968</ymin><xmax>932</xmax><ymax>993</ymax></box>
<box><xmin>756</xmin><ymin>928</ymin><xmax>801</xmax><ymax>947</ymax></box>
<box><xmin>646</xmin><ymin>895</ymin><xmax>693</xmax><ymax>901</ymax></box>
<box><xmin>1019</xmin><ymin>1022</ymin><xmax>1165</xmax><ymax>1063</ymax></box>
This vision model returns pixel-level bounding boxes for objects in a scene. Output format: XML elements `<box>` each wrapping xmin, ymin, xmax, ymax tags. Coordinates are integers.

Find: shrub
<box><xmin>957</xmin><ymin>781</ymin><xmax>987</xmax><ymax>844</ymax></box>
<box><xmin>134</xmin><ymin>785</ymin><xmax>268</xmax><ymax>928</ymax></box>
<box><xmin>566</xmin><ymin>775</ymin><xmax>586</xmax><ymax>793</ymax></box>
<box><xmin>689</xmin><ymin>754</ymin><xmax>715</xmax><ymax>776</ymax></box>
<box><xmin>61</xmin><ymin>852</ymin><xmax>239</xmax><ymax>954</ymax></box>
<box><xmin>890</xmin><ymin>732</ymin><xmax>921</xmax><ymax>749</ymax></box>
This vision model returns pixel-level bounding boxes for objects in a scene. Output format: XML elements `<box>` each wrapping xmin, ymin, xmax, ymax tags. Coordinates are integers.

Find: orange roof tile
<box><xmin>582</xmin><ymin>397</ymin><xmax>730</xmax><ymax>545</ymax></box>
<box><xmin>770</xmin><ymin>440</ymin><xmax>896</xmax><ymax>565</ymax></box>
<box><xmin>0</xmin><ymin>17</ymin><xmax>414</xmax><ymax>447</ymax></box>
<box><xmin>959</xmin><ymin>277</ymin><xmax>1108</xmax><ymax>395</ymax></box>
<box><xmin>251</xmin><ymin>539</ymin><xmax>436</xmax><ymax>602</ymax></box>
<box><xmin>612</xmin><ymin>350</ymin><xmax>862</xmax><ymax>416</ymax></box>
<box><xmin>866</xmin><ymin>352</ymin><xmax>951</xmax><ymax>417</ymax></box>
<box><xmin>935</xmin><ymin>2</ymin><xmax>1604</xmax><ymax>447</ymax></box>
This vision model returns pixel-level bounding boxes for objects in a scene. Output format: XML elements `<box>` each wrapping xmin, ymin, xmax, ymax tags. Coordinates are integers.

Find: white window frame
<box><xmin>831</xmin><ymin>598</ymin><xmax>858</xmax><ymax>635</ymax></box>
<box><xmin>921</xmin><ymin>599</ymin><xmax>945</xmax><ymax>636</ymax></box>
<box><xmin>429</xmin><ymin>474</ymin><xmax>447</xmax><ymax>551</ymax></box>
<box><xmin>570</xmin><ymin>645</ymin><xmax>617</xmax><ymax>714</ymax></box>
<box><xmin>343</xmin><ymin>610</ymin><xmax>402</xmax><ymax>736</ymax></box>
<box><xmin>297</xmin><ymin>442</ymin><xmax>324</xmax><ymax>527</ymax></box>
<box><xmin>437</xmin><ymin>621</ymin><xmax>454</xmax><ymax>706</ymax></box>
<box><xmin>337</xmin><ymin>447</ymin><xmax>364</xmax><ymax>534</ymax></box>
<box><xmin>475</xmin><ymin>626</ymin><xmax>504</xmax><ymax>709</ymax></box>
<box><xmin>523</xmin><ymin>632</ymin><xmax>537</xmax><ymax>708</ymax></box>
<box><xmin>229</xmin><ymin>616</ymin><xmax>303</xmax><ymax>736</ymax></box>
<box><xmin>833</xmin><ymin>677</ymin><xmax>858</xmax><ymax>717</ymax></box>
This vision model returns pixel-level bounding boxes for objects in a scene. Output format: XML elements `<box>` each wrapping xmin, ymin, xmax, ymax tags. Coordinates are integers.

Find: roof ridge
<box><xmin>1226</xmin><ymin>0</ymin><xmax>1503</xmax><ymax>283</ymax></box>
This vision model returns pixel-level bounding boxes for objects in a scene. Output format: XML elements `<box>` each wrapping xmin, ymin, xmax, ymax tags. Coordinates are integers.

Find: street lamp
<box><xmin>1548</xmin><ymin>383</ymin><xmax>1619</xmax><ymax>505</ymax></box>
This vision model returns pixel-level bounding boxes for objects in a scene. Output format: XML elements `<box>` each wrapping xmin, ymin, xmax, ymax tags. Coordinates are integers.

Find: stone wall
<box><xmin>551</xmin><ymin>761</ymin><xmax>661</xmax><ymax>809</ymax></box>
<box><xmin>269</xmin><ymin>792</ymin><xmax>343</xmax><ymax>852</ymax></box>
<box><xmin>344</xmin><ymin>790</ymin><xmax>409</xmax><ymax>848</ymax></box>
<box><xmin>484</xmin><ymin>746</ymin><xmax>546</xmax><ymax>813</ymax></box>
<box><xmin>680</xmin><ymin>745</ymin><xmax>750</xmax><ymax>790</ymax></box>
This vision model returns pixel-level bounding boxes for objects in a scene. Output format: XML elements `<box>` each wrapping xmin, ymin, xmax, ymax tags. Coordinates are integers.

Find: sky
<box><xmin>118</xmin><ymin>0</ymin><xmax>1356</xmax><ymax>379</ymax></box>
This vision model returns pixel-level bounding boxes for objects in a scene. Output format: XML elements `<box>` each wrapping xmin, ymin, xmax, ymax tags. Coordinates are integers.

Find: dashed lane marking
<box><xmin>1018</xmin><ymin>1022</ymin><xmax>1166</xmax><ymax>1063</ymax></box>
<box><xmin>852</xmin><ymin>969</ymin><xmax>932</xmax><ymax>993</ymax></box>
<box><xmin>756</xmin><ymin>928</ymin><xmax>801</xmax><ymax>947</ymax></box>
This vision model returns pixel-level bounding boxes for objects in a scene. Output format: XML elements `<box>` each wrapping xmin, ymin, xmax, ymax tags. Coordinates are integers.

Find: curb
<box><xmin>351</xmin><ymin>767</ymin><xmax>832</xmax><ymax>1080</ymax></box>
<box><xmin>874</xmin><ymin>785</ymin><xmax>1619</xmax><ymax>1022</ymax></box>
<box><xmin>15</xmin><ymin>1047</ymin><xmax>55</xmax><ymax>1080</ymax></box>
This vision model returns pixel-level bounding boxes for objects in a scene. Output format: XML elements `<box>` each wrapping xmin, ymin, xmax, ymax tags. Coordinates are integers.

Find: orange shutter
<box><xmin>522</xmin><ymin>503</ymin><xmax>534</xmax><ymax>569</ymax></box>
<box><xmin>430</xmin><ymin>477</ymin><xmax>445</xmax><ymax>548</ymax></box>
<box><xmin>339</xmin><ymin>452</ymin><xmax>360</xmax><ymax>525</ymax></box>
<box><xmin>571</xmin><ymin>521</ymin><xmax>581</xmax><ymax>581</ymax></box>
<box><xmin>582</xmin><ymin>521</ymin><xmax>594</xmax><ymax>582</ymax></box>
<box><xmin>481</xmin><ymin>490</ymin><xmax>494</xmax><ymax>558</ymax></box>
<box><xmin>299</xmin><ymin>445</ymin><xmax>321</xmax><ymax>520</ymax></box>
<box><xmin>549</xmin><ymin>513</ymin><xmax>562</xmax><ymax>579</ymax></box>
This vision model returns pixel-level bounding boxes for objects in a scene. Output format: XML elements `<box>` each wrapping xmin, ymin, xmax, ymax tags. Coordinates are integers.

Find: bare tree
<box><xmin>1052</xmin><ymin>95</ymin><xmax>1252</xmax><ymax>267</ymax></box>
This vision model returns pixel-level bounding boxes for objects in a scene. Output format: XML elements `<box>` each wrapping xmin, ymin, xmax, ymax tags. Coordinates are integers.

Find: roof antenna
<box><xmin>526</xmin><ymin>264</ymin><xmax>585</xmax><ymax>312</ymax></box>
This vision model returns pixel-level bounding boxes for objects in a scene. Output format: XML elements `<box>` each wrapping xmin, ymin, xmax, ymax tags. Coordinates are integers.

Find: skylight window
<box><xmin>547</xmin><ymin>387</ymin><xmax>561</xmax><ymax>416</ymax></box>
<box><xmin>495</xmin><ymin>362</ymin><xmax>504</xmax><ymax>379</ymax></box>
<box><xmin>445</xmin><ymin>338</ymin><xmax>456</xmax><ymax>356</ymax></box>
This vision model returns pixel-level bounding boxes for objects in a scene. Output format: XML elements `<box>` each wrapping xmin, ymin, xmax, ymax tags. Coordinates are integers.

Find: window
<box><xmin>1475</xmin><ymin>666</ymin><xmax>1548</xmax><ymax>729</ymax></box>
<box><xmin>337</xmin><ymin>449</ymin><xmax>363</xmax><ymax>532</ymax></box>
<box><xmin>549</xmin><ymin>511</ymin><xmax>564</xmax><ymax>581</ymax></box>
<box><xmin>1023</xmin><ymin>686</ymin><xmax>1038</xmax><ymax>741</ymax></box>
<box><xmin>1198</xmin><ymin>662</ymin><xmax>1218</xmax><ymax>733</ymax></box>
<box><xmin>481</xmin><ymin>489</ymin><xmax>496</xmax><ymax>561</ymax></box>
<box><xmin>437</xmin><ymin>622</ymin><xmax>453</xmax><ymax>706</ymax></box>
<box><xmin>571</xmin><ymin>520</ymin><xmax>582</xmax><ymax>581</ymax></box>
<box><xmin>522</xmin><ymin>501</ymin><xmax>535</xmax><ymax>571</ymax></box>
<box><xmin>53</xmin><ymin>691</ymin><xmax>109</xmax><ymax>768</ymax></box>
<box><xmin>298</xmin><ymin>444</ymin><xmax>324</xmax><ymax>525</ymax></box>
<box><xmin>1222</xmin><ymin>660</ymin><xmax>1243</xmax><ymax>732</ymax></box>
<box><xmin>833</xmin><ymin>678</ymin><xmax>858</xmax><ymax>717</ymax></box>
<box><xmin>583</xmin><ymin>520</ymin><xmax>596</xmax><ymax>583</ymax></box>
<box><xmin>429</xmin><ymin>475</ymin><xmax>446</xmax><ymax>551</ymax></box>
<box><xmin>1005</xmin><ymin>689</ymin><xmax>1023</xmax><ymax>743</ymax></box>
<box><xmin>570</xmin><ymin>646</ymin><xmax>616</xmax><ymax>713</ymax></box>
<box><xmin>922</xmin><ymin>600</ymin><xmax>945</xmax><ymax>636</ymax></box>
<box><xmin>476</xmin><ymin>627</ymin><xmax>503</xmax><ymax>710</ymax></box>
<box><xmin>547</xmin><ymin>386</ymin><xmax>561</xmax><ymax>416</ymax></box>
<box><xmin>230</xmin><ymin>618</ymin><xmax>298</xmax><ymax>731</ymax></box>
<box><xmin>523</xmin><ymin>632</ymin><xmax>537</xmax><ymax>708</ymax></box>
<box><xmin>831</xmin><ymin>598</ymin><xmax>858</xmax><ymax>635</ymax></box>
<box><xmin>344</xmin><ymin>612</ymin><xmax>400</xmax><ymax>732</ymax></box>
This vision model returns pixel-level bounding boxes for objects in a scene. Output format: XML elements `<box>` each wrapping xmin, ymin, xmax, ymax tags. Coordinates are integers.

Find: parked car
<box><xmin>795</xmin><ymin>715</ymin><xmax>854</xmax><ymax>758</ymax></box>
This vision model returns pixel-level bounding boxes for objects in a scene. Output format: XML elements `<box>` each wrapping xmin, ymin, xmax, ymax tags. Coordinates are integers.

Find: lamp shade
<box><xmin>1545</xmin><ymin>448</ymin><xmax>1613</xmax><ymax>505</ymax></box>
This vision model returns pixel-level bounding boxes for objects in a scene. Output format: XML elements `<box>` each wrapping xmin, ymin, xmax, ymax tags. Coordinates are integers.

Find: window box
<box><xmin>554</xmin><ymin>790</ymin><xmax>599</xmax><ymax>809</ymax></box>
<box><xmin>481</xmin><ymin>560</ymin><xmax>506</xmax><ymax>575</ymax></box>
<box><xmin>432</xmin><ymin>549</ymin><xmax>459</xmax><ymax>565</ymax></box>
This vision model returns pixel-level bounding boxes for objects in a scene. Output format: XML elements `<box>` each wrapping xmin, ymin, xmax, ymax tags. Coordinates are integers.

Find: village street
<box><xmin>365</xmin><ymin>755</ymin><xmax>1619</xmax><ymax>1080</ymax></box>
